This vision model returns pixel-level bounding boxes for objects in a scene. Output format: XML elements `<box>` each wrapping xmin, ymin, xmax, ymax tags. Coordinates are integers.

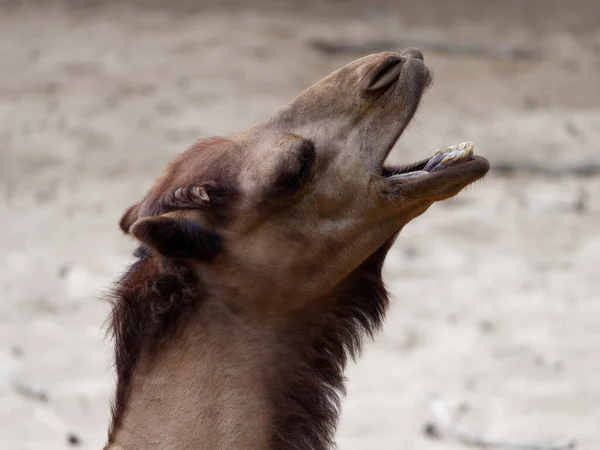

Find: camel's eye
<box><xmin>273</xmin><ymin>139</ymin><xmax>316</xmax><ymax>196</ymax></box>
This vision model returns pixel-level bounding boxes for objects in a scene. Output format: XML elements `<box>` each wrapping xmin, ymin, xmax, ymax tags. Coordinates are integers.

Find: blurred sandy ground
<box><xmin>1</xmin><ymin>0</ymin><xmax>599</xmax><ymax>448</ymax></box>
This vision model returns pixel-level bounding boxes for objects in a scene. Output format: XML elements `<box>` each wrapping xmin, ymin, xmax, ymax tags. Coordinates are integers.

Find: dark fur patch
<box><xmin>106</xmin><ymin>249</ymin><xmax>204</xmax><ymax>442</ymax></box>
<box><xmin>269</xmin><ymin>237</ymin><xmax>396</xmax><ymax>450</ymax></box>
<box><xmin>131</xmin><ymin>216</ymin><xmax>222</xmax><ymax>260</ymax></box>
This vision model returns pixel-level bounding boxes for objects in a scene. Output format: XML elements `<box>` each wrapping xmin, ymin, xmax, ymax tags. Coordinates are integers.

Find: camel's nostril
<box><xmin>402</xmin><ymin>47</ymin><xmax>424</xmax><ymax>62</ymax></box>
<box><xmin>364</xmin><ymin>57</ymin><xmax>403</xmax><ymax>92</ymax></box>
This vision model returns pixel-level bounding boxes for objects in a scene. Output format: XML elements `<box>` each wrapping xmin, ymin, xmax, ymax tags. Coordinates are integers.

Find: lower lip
<box><xmin>385</xmin><ymin>156</ymin><xmax>490</xmax><ymax>182</ymax></box>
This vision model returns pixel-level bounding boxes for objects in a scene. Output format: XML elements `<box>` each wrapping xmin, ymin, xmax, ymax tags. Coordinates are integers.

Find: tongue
<box><xmin>423</xmin><ymin>153</ymin><xmax>446</xmax><ymax>172</ymax></box>
<box><xmin>386</xmin><ymin>170</ymin><xmax>429</xmax><ymax>182</ymax></box>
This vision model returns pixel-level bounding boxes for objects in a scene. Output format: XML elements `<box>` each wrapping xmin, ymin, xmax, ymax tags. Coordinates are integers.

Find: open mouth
<box><xmin>381</xmin><ymin>142</ymin><xmax>484</xmax><ymax>182</ymax></box>
<box><xmin>360</xmin><ymin>53</ymin><xmax>489</xmax><ymax>191</ymax></box>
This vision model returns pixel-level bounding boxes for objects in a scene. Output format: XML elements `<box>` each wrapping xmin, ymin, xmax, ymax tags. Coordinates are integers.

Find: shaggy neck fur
<box><xmin>106</xmin><ymin>237</ymin><xmax>395</xmax><ymax>450</ymax></box>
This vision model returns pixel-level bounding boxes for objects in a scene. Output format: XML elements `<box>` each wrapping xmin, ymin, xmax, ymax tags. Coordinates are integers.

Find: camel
<box><xmin>104</xmin><ymin>49</ymin><xmax>489</xmax><ymax>450</ymax></box>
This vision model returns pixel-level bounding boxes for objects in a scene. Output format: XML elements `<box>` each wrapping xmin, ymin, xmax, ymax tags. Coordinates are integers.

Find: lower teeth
<box><xmin>425</xmin><ymin>142</ymin><xmax>474</xmax><ymax>172</ymax></box>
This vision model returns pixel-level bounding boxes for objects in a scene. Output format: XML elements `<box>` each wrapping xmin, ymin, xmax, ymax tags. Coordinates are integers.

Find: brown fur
<box><xmin>104</xmin><ymin>50</ymin><xmax>489</xmax><ymax>450</ymax></box>
<box><xmin>107</xmin><ymin>248</ymin><xmax>201</xmax><ymax>443</ymax></box>
<box><xmin>266</xmin><ymin>239</ymin><xmax>395</xmax><ymax>450</ymax></box>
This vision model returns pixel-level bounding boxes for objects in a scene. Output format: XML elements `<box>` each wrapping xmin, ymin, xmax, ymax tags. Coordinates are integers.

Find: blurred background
<box><xmin>1</xmin><ymin>0</ymin><xmax>599</xmax><ymax>449</ymax></box>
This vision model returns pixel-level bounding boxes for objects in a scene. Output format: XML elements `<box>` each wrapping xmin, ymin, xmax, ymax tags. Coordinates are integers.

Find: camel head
<box><xmin>118</xmin><ymin>49</ymin><xmax>489</xmax><ymax>304</ymax></box>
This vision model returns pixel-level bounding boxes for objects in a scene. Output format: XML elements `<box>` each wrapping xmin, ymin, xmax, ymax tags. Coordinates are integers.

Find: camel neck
<box><xmin>109</xmin><ymin>301</ymin><xmax>273</xmax><ymax>450</ymax></box>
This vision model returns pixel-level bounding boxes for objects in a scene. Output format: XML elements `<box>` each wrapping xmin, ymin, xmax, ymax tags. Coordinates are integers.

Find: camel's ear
<box><xmin>129</xmin><ymin>212</ymin><xmax>222</xmax><ymax>260</ymax></box>
<box><xmin>119</xmin><ymin>204</ymin><xmax>140</xmax><ymax>234</ymax></box>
